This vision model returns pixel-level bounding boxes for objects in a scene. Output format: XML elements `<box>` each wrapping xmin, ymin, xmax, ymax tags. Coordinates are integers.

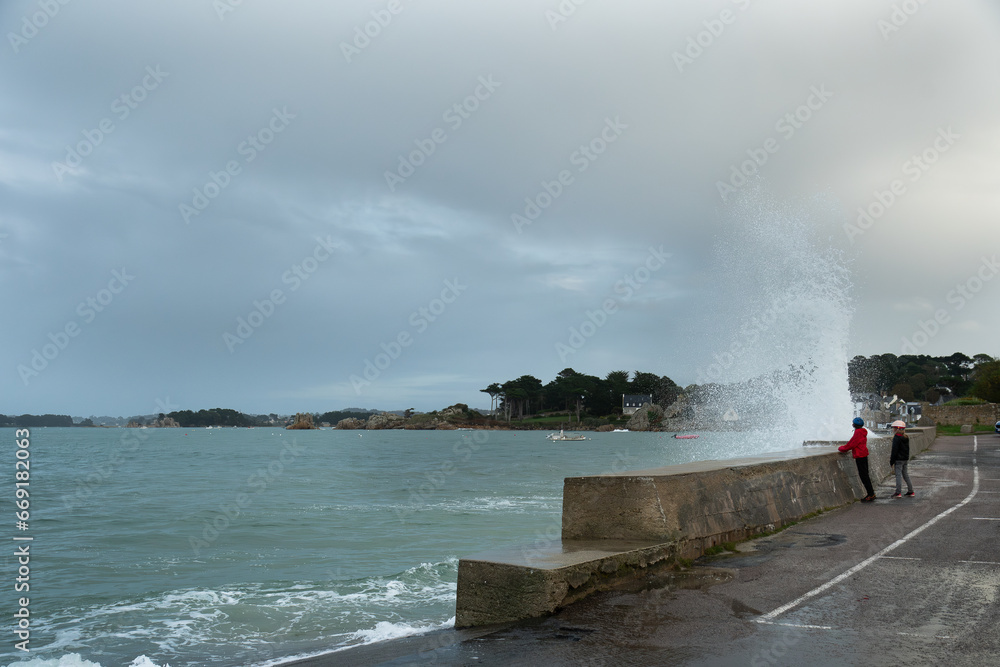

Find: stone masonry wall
<box><xmin>925</xmin><ymin>403</ymin><xmax>999</xmax><ymax>426</ymax></box>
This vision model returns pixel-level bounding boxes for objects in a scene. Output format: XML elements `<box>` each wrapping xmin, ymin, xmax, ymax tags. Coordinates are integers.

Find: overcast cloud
<box><xmin>2</xmin><ymin>0</ymin><xmax>999</xmax><ymax>416</ymax></box>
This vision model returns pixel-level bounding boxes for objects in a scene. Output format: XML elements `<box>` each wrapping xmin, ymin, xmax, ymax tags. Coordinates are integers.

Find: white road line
<box><xmin>880</xmin><ymin>556</ymin><xmax>921</xmax><ymax>560</ymax></box>
<box><xmin>971</xmin><ymin>518</ymin><xmax>1000</xmax><ymax>521</ymax></box>
<box><xmin>756</xmin><ymin>620</ymin><xmax>833</xmax><ymax>630</ymax></box>
<box><xmin>958</xmin><ymin>560</ymin><xmax>1000</xmax><ymax>565</ymax></box>
<box><xmin>897</xmin><ymin>632</ymin><xmax>952</xmax><ymax>639</ymax></box>
<box><xmin>756</xmin><ymin>436</ymin><xmax>980</xmax><ymax>623</ymax></box>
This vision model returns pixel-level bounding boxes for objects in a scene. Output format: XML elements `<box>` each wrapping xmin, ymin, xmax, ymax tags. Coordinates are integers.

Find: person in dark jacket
<box><xmin>839</xmin><ymin>417</ymin><xmax>875</xmax><ymax>501</ymax></box>
<box><xmin>889</xmin><ymin>420</ymin><xmax>914</xmax><ymax>498</ymax></box>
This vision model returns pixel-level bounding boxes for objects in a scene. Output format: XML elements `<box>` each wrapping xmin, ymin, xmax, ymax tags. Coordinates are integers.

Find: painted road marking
<box><xmin>757</xmin><ymin>622</ymin><xmax>952</xmax><ymax>640</ymax></box>
<box><xmin>756</xmin><ymin>436</ymin><xmax>980</xmax><ymax>623</ymax></box>
<box><xmin>880</xmin><ymin>556</ymin><xmax>921</xmax><ymax>560</ymax></box>
<box><xmin>958</xmin><ymin>560</ymin><xmax>1000</xmax><ymax>565</ymax></box>
<box><xmin>970</xmin><ymin>518</ymin><xmax>1000</xmax><ymax>520</ymax></box>
<box><xmin>756</xmin><ymin>620</ymin><xmax>833</xmax><ymax>630</ymax></box>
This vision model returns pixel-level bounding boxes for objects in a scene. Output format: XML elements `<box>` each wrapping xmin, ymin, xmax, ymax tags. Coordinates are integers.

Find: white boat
<box><xmin>546</xmin><ymin>430</ymin><xmax>589</xmax><ymax>441</ymax></box>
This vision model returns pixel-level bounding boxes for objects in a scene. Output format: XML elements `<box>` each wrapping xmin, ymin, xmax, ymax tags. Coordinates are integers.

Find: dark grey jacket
<box><xmin>889</xmin><ymin>433</ymin><xmax>910</xmax><ymax>466</ymax></box>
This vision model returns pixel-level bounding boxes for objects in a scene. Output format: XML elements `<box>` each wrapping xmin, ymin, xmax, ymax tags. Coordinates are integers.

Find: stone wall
<box><xmin>925</xmin><ymin>403</ymin><xmax>999</xmax><ymax>426</ymax></box>
<box><xmin>561</xmin><ymin>429</ymin><xmax>934</xmax><ymax>547</ymax></box>
<box><xmin>456</xmin><ymin>428</ymin><xmax>935</xmax><ymax>627</ymax></box>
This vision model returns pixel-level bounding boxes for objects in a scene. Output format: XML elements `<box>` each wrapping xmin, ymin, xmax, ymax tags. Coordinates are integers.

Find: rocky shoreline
<box><xmin>330</xmin><ymin>401</ymin><xmax>723</xmax><ymax>433</ymax></box>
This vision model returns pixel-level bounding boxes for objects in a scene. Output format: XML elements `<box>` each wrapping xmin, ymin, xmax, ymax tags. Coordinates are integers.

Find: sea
<box><xmin>0</xmin><ymin>426</ymin><xmax>813</xmax><ymax>667</ymax></box>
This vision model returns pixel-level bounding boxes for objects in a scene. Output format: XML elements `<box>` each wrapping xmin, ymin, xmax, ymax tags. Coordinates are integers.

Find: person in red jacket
<box><xmin>839</xmin><ymin>417</ymin><xmax>875</xmax><ymax>502</ymax></box>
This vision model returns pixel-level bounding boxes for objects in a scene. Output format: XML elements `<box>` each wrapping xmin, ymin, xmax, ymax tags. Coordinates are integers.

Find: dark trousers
<box><xmin>855</xmin><ymin>456</ymin><xmax>875</xmax><ymax>497</ymax></box>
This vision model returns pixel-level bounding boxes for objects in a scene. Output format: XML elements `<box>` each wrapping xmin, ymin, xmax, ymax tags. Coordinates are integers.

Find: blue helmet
<box><xmin>852</xmin><ymin>417</ymin><xmax>864</xmax><ymax>428</ymax></box>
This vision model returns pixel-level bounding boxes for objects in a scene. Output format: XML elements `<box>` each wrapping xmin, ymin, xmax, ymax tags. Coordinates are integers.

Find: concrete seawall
<box><xmin>456</xmin><ymin>428</ymin><xmax>934</xmax><ymax>627</ymax></box>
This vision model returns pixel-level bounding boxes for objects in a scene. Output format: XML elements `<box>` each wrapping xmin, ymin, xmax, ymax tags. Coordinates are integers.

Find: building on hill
<box><xmin>623</xmin><ymin>394</ymin><xmax>653</xmax><ymax>415</ymax></box>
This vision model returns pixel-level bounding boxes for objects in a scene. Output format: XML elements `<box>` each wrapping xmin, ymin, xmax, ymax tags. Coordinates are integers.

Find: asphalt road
<box><xmin>302</xmin><ymin>434</ymin><xmax>1000</xmax><ymax>666</ymax></box>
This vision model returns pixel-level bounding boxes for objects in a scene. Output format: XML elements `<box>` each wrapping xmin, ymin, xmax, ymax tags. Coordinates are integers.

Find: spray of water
<box><xmin>696</xmin><ymin>183</ymin><xmax>855</xmax><ymax>446</ymax></box>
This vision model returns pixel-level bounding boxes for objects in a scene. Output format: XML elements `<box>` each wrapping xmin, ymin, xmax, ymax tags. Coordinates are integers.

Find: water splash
<box><xmin>695</xmin><ymin>182</ymin><xmax>854</xmax><ymax>445</ymax></box>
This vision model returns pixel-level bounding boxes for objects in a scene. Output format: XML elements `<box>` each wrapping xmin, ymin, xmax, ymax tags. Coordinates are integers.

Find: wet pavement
<box><xmin>299</xmin><ymin>435</ymin><xmax>1000</xmax><ymax>666</ymax></box>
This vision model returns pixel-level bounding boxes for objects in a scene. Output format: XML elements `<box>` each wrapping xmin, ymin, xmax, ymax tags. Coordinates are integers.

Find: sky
<box><xmin>2</xmin><ymin>0</ymin><xmax>999</xmax><ymax>417</ymax></box>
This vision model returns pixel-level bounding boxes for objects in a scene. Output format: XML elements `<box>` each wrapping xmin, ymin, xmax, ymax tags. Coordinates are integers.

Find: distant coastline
<box><xmin>5</xmin><ymin>352</ymin><xmax>997</xmax><ymax>432</ymax></box>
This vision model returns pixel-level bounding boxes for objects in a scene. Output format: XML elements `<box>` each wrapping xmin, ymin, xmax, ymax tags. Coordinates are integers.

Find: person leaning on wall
<box><xmin>839</xmin><ymin>417</ymin><xmax>876</xmax><ymax>502</ymax></box>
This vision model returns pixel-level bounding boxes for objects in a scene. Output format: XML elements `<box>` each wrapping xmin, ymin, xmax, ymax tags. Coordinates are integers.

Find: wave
<box><xmin>10</xmin><ymin>559</ymin><xmax>461</xmax><ymax>667</ymax></box>
<box><xmin>3</xmin><ymin>654</ymin><xmax>167</xmax><ymax>667</ymax></box>
<box><xmin>256</xmin><ymin>616</ymin><xmax>456</xmax><ymax>667</ymax></box>
<box><xmin>305</xmin><ymin>494</ymin><xmax>559</xmax><ymax>514</ymax></box>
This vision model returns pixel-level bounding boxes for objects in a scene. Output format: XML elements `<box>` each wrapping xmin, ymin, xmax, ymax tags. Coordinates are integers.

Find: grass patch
<box><xmin>937</xmin><ymin>424</ymin><xmax>997</xmax><ymax>436</ymax></box>
<box><xmin>515</xmin><ymin>415</ymin><xmax>575</xmax><ymax>425</ymax></box>
<box><xmin>942</xmin><ymin>397</ymin><xmax>987</xmax><ymax>406</ymax></box>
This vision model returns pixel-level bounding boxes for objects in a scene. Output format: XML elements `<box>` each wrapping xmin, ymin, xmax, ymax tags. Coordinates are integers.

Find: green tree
<box><xmin>970</xmin><ymin>360</ymin><xmax>1000</xmax><ymax>403</ymax></box>
<box><xmin>630</xmin><ymin>371</ymin><xmax>659</xmax><ymax>397</ymax></box>
<box><xmin>605</xmin><ymin>370</ymin><xmax>630</xmax><ymax>412</ymax></box>
<box><xmin>890</xmin><ymin>382</ymin><xmax>914</xmax><ymax>402</ymax></box>
<box><xmin>654</xmin><ymin>376</ymin><xmax>681</xmax><ymax>407</ymax></box>
<box><xmin>480</xmin><ymin>383</ymin><xmax>502</xmax><ymax>416</ymax></box>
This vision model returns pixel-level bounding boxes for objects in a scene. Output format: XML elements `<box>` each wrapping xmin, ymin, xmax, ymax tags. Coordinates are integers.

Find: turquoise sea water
<box><xmin>0</xmin><ymin>426</ymin><xmax>806</xmax><ymax>667</ymax></box>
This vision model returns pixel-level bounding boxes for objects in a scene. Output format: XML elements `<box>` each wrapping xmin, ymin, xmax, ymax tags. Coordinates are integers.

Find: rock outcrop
<box><xmin>439</xmin><ymin>404</ymin><xmax>469</xmax><ymax>419</ymax></box>
<box><xmin>335</xmin><ymin>418</ymin><xmax>367</xmax><ymax>430</ymax></box>
<box><xmin>366</xmin><ymin>412</ymin><xmax>405</xmax><ymax>430</ymax></box>
<box><xmin>286</xmin><ymin>413</ymin><xmax>318</xmax><ymax>430</ymax></box>
<box><xmin>625</xmin><ymin>402</ymin><xmax>664</xmax><ymax>431</ymax></box>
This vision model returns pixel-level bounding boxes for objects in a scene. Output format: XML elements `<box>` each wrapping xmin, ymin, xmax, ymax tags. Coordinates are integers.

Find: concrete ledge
<box><xmin>455</xmin><ymin>539</ymin><xmax>678</xmax><ymax>627</ymax></box>
<box><xmin>455</xmin><ymin>428</ymin><xmax>934</xmax><ymax>627</ymax></box>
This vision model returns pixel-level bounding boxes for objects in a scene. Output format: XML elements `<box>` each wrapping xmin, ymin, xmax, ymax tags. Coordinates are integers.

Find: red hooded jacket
<box><xmin>839</xmin><ymin>427</ymin><xmax>869</xmax><ymax>458</ymax></box>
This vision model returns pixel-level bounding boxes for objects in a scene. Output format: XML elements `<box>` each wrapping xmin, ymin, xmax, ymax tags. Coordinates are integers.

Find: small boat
<box><xmin>546</xmin><ymin>430</ymin><xmax>589</xmax><ymax>442</ymax></box>
<box><xmin>673</xmin><ymin>434</ymin><xmax>699</xmax><ymax>439</ymax></box>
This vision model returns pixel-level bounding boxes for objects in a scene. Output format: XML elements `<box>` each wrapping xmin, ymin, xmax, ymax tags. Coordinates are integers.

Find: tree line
<box><xmin>481</xmin><ymin>368</ymin><xmax>681</xmax><ymax>421</ymax></box>
<box><xmin>0</xmin><ymin>414</ymin><xmax>74</xmax><ymax>427</ymax></box>
<box><xmin>847</xmin><ymin>352</ymin><xmax>1000</xmax><ymax>404</ymax></box>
